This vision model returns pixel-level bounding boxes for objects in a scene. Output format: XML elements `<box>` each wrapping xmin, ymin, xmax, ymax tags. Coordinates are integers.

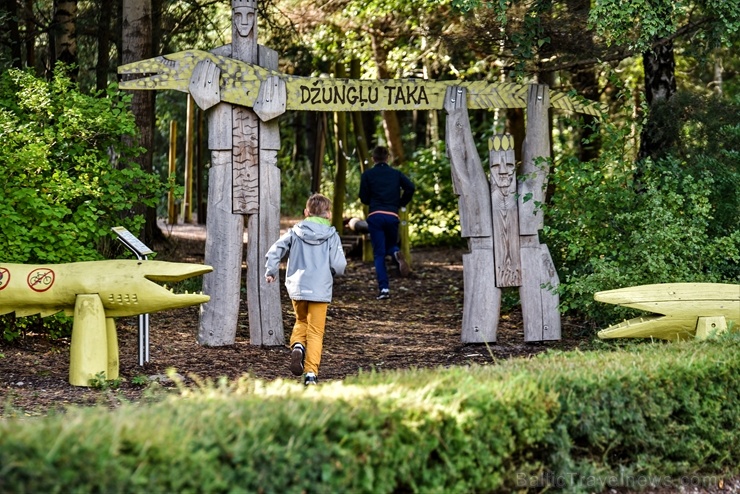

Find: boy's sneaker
<box><xmin>304</xmin><ymin>372</ymin><xmax>318</xmax><ymax>386</ymax></box>
<box><xmin>289</xmin><ymin>343</ymin><xmax>305</xmax><ymax>376</ymax></box>
<box><xmin>377</xmin><ymin>288</ymin><xmax>391</xmax><ymax>300</ymax></box>
<box><xmin>394</xmin><ymin>251</ymin><xmax>410</xmax><ymax>277</ymax></box>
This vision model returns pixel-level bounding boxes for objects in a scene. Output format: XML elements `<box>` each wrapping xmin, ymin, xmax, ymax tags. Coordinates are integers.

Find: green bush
<box><xmin>0</xmin><ymin>68</ymin><xmax>167</xmax><ymax>341</ymax></box>
<box><xmin>0</xmin><ymin>68</ymin><xmax>165</xmax><ymax>264</ymax></box>
<box><xmin>1</xmin><ymin>335</ymin><xmax>739</xmax><ymax>493</ymax></box>
<box><xmin>544</xmin><ymin>96</ymin><xmax>740</xmax><ymax>326</ymax></box>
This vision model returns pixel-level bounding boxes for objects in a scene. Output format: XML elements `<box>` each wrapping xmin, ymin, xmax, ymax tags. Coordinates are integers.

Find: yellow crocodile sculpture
<box><xmin>0</xmin><ymin>260</ymin><xmax>212</xmax><ymax>386</ymax></box>
<box><xmin>595</xmin><ymin>283</ymin><xmax>740</xmax><ymax>341</ymax></box>
<box><xmin>117</xmin><ymin>49</ymin><xmax>604</xmax><ymax>117</ymax></box>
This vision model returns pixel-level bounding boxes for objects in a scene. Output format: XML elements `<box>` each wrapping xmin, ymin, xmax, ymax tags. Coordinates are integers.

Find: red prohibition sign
<box><xmin>28</xmin><ymin>268</ymin><xmax>55</xmax><ymax>292</ymax></box>
<box><xmin>0</xmin><ymin>267</ymin><xmax>9</xmax><ymax>291</ymax></box>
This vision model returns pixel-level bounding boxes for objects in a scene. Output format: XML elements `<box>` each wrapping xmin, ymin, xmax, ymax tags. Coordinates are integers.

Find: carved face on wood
<box><xmin>490</xmin><ymin>159</ymin><xmax>516</xmax><ymax>191</ymax></box>
<box><xmin>233</xmin><ymin>6</ymin><xmax>256</xmax><ymax>37</ymax></box>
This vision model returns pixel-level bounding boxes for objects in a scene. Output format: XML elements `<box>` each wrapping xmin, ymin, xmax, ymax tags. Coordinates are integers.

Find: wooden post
<box><xmin>350</xmin><ymin>59</ymin><xmax>374</xmax><ymax>263</ymax></box>
<box><xmin>195</xmin><ymin>108</ymin><xmax>206</xmax><ymax>224</ymax></box>
<box><xmin>444</xmin><ymin>86</ymin><xmax>499</xmax><ymax>343</ymax></box>
<box><xmin>332</xmin><ymin>61</ymin><xmax>348</xmax><ymax>232</ymax></box>
<box><xmin>399</xmin><ymin>206</ymin><xmax>411</xmax><ymax>269</ymax></box>
<box><xmin>182</xmin><ymin>95</ymin><xmax>195</xmax><ymax>223</ymax></box>
<box><xmin>518</xmin><ymin>84</ymin><xmax>561</xmax><ymax>342</ymax></box>
<box><xmin>519</xmin><ymin>85</ymin><xmax>550</xmax><ymax>235</ymax></box>
<box><xmin>167</xmin><ymin>120</ymin><xmax>177</xmax><ymax>225</ymax></box>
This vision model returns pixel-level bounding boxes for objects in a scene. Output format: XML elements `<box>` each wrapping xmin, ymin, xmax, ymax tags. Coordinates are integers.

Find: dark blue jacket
<box><xmin>359</xmin><ymin>163</ymin><xmax>415</xmax><ymax>214</ymax></box>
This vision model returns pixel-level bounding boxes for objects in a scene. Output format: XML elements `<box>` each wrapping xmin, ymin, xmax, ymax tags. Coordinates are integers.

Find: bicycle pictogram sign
<box><xmin>27</xmin><ymin>268</ymin><xmax>55</xmax><ymax>292</ymax></box>
<box><xmin>0</xmin><ymin>267</ymin><xmax>9</xmax><ymax>291</ymax></box>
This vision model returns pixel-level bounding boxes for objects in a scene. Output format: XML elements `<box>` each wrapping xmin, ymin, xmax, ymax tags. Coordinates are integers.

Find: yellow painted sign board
<box><xmin>119</xmin><ymin>49</ymin><xmax>603</xmax><ymax>117</ymax></box>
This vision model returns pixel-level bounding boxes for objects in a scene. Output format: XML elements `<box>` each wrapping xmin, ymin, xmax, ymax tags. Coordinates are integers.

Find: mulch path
<box><xmin>0</xmin><ymin>224</ymin><xmax>590</xmax><ymax>414</ymax></box>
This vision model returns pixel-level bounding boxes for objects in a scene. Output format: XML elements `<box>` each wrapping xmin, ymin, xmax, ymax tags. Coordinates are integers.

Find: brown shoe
<box><xmin>289</xmin><ymin>344</ymin><xmax>305</xmax><ymax>376</ymax></box>
<box><xmin>394</xmin><ymin>251</ymin><xmax>410</xmax><ymax>277</ymax></box>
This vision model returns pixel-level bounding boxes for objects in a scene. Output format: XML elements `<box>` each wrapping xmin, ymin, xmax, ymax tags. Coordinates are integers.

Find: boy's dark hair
<box><xmin>372</xmin><ymin>146</ymin><xmax>390</xmax><ymax>163</ymax></box>
<box><xmin>306</xmin><ymin>193</ymin><xmax>332</xmax><ymax>217</ymax></box>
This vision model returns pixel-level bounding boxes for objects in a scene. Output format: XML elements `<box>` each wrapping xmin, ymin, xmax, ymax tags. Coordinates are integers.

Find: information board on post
<box><xmin>111</xmin><ymin>226</ymin><xmax>154</xmax><ymax>258</ymax></box>
<box><xmin>111</xmin><ymin>226</ymin><xmax>154</xmax><ymax>365</ymax></box>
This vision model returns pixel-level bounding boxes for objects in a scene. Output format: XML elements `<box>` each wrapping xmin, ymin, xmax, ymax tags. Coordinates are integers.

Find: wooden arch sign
<box><xmin>119</xmin><ymin>48</ymin><xmax>603</xmax><ymax>345</ymax></box>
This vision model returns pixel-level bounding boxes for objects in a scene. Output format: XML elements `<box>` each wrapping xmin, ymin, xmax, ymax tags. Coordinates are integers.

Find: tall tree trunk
<box><xmin>23</xmin><ymin>0</ymin><xmax>35</xmax><ymax>69</ymax></box>
<box><xmin>350</xmin><ymin>58</ymin><xmax>370</xmax><ymax>173</ymax></box>
<box><xmin>52</xmin><ymin>0</ymin><xmax>77</xmax><ymax>79</ymax></box>
<box><xmin>151</xmin><ymin>0</ymin><xmax>162</xmax><ymax>55</ymax></box>
<box><xmin>370</xmin><ymin>30</ymin><xmax>405</xmax><ymax>164</ymax></box>
<box><xmin>420</xmin><ymin>32</ymin><xmax>438</xmax><ymax>150</ymax></box>
<box><xmin>310</xmin><ymin>112</ymin><xmax>326</xmax><ymax>193</ymax></box>
<box><xmin>1</xmin><ymin>0</ymin><xmax>23</xmax><ymax>68</ymax></box>
<box><xmin>565</xmin><ymin>0</ymin><xmax>601</xmax><ymax>163</ymax></box>
<box><xmin>332</xmin><ymin>61</ymin><xmax>349</xmax><ymax>232</ymax></box>
<box><xmin>121</xmin><ymin>0</ymin><xmax>158</xmax><ymax>245</ymax></box>
<box><xmin>638</xmin><ymin>40</ymin><xmax>677</xmax><ymax>162</ymax></box>
<box><xmin>95</xmin><ymin>0</ymin><xmax>111</xmax><ymax>91</ymax></box>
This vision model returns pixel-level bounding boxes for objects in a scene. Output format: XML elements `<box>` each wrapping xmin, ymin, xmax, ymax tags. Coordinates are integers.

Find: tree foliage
<box><xmin>544</xmin><ymin>88</ymin><xmax>740</xmax><ymax>325</ymax></box>
<box><xmin>0</xmin><ymin>68</ymin><xmax>166</xmax><ymax>263</ymax></box>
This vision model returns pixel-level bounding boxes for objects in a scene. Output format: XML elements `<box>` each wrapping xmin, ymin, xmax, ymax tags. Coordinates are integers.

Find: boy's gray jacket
<box><xmin>264</xmin><ymin>220</ymin><xmax>347</xmax><ymax>303</ymax></box>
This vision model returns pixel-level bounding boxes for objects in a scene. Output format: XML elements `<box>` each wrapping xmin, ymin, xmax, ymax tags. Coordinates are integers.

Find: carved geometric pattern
<box><xmin>232</xmin><ymin>106</ymin><xmax>259</xmax><ymax>214</ymax></box>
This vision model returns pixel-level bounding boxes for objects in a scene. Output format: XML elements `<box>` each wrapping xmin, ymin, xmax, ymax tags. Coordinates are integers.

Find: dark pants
<box><xmin>367</xmin><ymin>213</ymin><xmax>400</xmax><ymax>290</ymax></box>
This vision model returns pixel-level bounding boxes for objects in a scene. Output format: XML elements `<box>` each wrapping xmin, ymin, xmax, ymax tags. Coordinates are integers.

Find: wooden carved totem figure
<box><xmin>198</xmin><ymin>0</ymin><xmax>284</xmax><ymax>347</ymax></box>
<box><xmin>445</xmin><ymin>84</ymin><xmax>561</xmax><ymax>343</ymax></box>
<box><xmin>489</xmin><ymin>134</ymin><xmax>521</xmax><ymax>288</ymax></box>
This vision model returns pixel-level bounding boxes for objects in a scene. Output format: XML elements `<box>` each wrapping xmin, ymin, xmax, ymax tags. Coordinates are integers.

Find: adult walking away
<box><xmin>265</xmin><ymin>194</ymin><xmax>347</xmax><ymax>386</ymax></box>
<box><xmin>360</xmin><ymin>145</ymin><xmax>416</xmax><ymax>300</ymax></box>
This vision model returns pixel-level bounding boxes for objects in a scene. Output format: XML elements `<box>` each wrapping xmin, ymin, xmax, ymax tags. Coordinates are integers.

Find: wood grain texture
<box><xmin>444</xmin><ymin>86</ymin><xmax>492</xmax><ymax>238</ymax></box>
<box><xmin>207</xmin><ymin>102</ymin><xmax>232</xmax><ymax>151</ymax></box>
<box><xmin>444</xmin><ymin>86</ymin><xmax>499</xmax><ymax>343</ymax></box>
<box><xmin>253</xmin><ymin>75</ymin><xmax>287</xmax><ymax>121</ymax></box>
<box><xmin>198</xmin><ymin>150</ymin><xmax>244</xmax><ymax>346</ymax></box>
<box><xmin>231</xmin><ymin>106</ymin><xmax>259</xmax><ymax>214</ymax></box>
<box><xmin>518</xmin><ymin>84</ymin><xmax>550</xmax><ymax>235</ymax></box>
<box><xmin>519</xmin><ymin>235</ymin><xmax>561</xmax><ymax>342</ymax></box>
<box><xmin>461</xmin><ymin>238</ymin><xmax>500</xmax><ymax>343</ymax></box>
<box><xmin>247</xmin><ymin>44</ymin><xmax>284</xmax><ymax>346</ymax></box>
<box><xmin>489</xmin><ymin>134</ymin><xmax>521</xmax><ymax>287</ymax></box>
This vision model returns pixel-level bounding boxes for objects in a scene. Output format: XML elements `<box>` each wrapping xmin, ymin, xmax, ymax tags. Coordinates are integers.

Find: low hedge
<box><xmin>1</xmin><ymin>335</ymin><xmax>739</xmax><ymax>493</ymax></box>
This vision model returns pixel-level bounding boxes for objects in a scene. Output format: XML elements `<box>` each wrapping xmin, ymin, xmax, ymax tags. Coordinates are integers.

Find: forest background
<box><xmin>0</xmin><ymin>0</ymin><xmax>738</xmax><ymax>337</ymax></box>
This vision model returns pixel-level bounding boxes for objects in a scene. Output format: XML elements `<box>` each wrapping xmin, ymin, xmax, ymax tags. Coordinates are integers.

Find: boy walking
<box><xmin>265</xmin><ymin>193</ymin><xmax>347</xmax><ymax>385</ymax></box>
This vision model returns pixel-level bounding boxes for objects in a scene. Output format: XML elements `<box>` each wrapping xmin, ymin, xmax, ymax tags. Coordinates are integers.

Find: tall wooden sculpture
<box><xmin>445</xmin><ymin>85</ymin><xmax>561</xmax><ymax>343</ymax></box>
<box><xmin>154</xmin><ymin>0</ymin><xmax>283</xmax><ymax>347</ymax></box>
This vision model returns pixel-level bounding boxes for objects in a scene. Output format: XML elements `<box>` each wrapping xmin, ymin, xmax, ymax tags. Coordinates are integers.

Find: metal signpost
<box><xmin>111</xmin><ymin>226</ymin><xmax>154</xmax><ymax>366</ymax></box>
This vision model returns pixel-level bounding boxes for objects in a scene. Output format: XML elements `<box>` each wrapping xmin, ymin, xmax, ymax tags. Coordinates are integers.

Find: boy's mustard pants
<box><xmin>289</xmin><ymin>300</ymin><xmax>328</xmax><ymax>376</ymax></box>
